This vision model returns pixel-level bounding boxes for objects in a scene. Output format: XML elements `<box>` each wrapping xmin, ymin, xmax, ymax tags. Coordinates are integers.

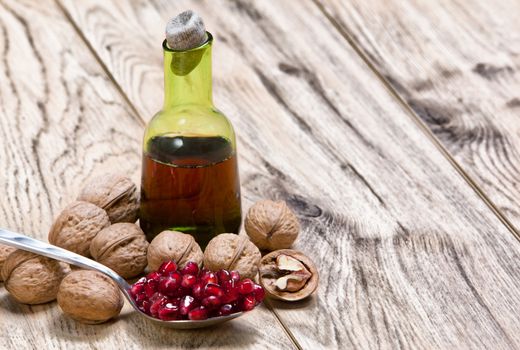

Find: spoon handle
<box><xmin>0</xmin><ymin>228</ymin><xmax>130</xmax><ymax>290</ymax></box>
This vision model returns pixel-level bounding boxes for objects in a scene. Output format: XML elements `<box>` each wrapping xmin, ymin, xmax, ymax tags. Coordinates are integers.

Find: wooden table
<box><xmin>2</xmin><ymin>0</ymin><xmax>520</xmax><ymax>348</ymax></box>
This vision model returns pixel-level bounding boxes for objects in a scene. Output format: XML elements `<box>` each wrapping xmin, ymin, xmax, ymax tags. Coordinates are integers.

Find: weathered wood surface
<box><xmin>0</xmin><ymin>0</ymin><xmax>296</xmax><ymax>349</ymax></box>
<box><xmin>57</xmin><ymin>0</ymin><xmax>520</xmax><ymax>349</ymax></box>
<box><xmin>316</xmin><ymin>0</ymin><xmax>520</xmax><ymax>234</ymax></box>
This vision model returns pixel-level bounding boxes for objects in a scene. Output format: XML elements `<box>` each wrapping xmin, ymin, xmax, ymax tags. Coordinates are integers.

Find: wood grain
<box><xmin>0</xmin><ymin>0</ymin><xmax>296</xmax><ymax>349</ymax></box>
<box><xmin>315</xmin><ymin>0</ymin><xmax>520</xmax><ymax>233</ymax></box>
<box><xmin>59</xmin><ymin>0</ymin><xmax>520</xmax><ymax>348</ymax></box>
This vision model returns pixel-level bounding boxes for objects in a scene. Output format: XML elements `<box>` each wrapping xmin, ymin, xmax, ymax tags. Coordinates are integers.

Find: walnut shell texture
<box><xmin>2</xmin><ymin>250</ymin><xmax>69</xmax><ymax>304</ymax></box>
<box><xmin>48</xmin><ymin>201</ymin><xmax>110</xmax><ymax>257</ymax></box>
<box><xmin>203</xmin><ymin>233</ymin><xmax>261</xmax><ymax>279</ymax></box>
<box><xmin>0</xmin><ymin>243</ymin><xmax>16</xmax><ymax>282</ymax></box>
<box><xmin>58</xmin><ymin>270</ymin><xmax>123</xmax><ymax>324</ymax></box>
<box><xmin>245</xmin><ymin>200</ymin><xmax>299</xmax><ymax>251</ymax></box>
<box><xmin>78</xmin><ymin>173</ymin><xmax>139</xmax><ymax>223</ymax></box>
<box><xmin>90</xmin><ymin>223</ymin><xmax>148</xmax><ymax>279</ymax></box>
<box><xmin>147</xmin><ymin>231</ymin><xmax>203</xmax><ymax>271</ymax></box>
<box><xmin>259</xmin><ymin>249</ymin><xmax>319</xmax><ymax>301</ymax></box>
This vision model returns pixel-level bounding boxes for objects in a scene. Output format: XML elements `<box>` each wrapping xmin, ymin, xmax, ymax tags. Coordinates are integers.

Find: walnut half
<box><xmin>259</xmin><ymin>249</ymin><xmax>318</xmax><ymax>301</ymax></box>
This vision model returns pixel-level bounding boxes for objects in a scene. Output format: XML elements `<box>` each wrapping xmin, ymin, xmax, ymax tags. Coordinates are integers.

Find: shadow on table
<box><xmin>120</xmin><ymin>310</ymin><xmax>260</xmax><ymax>348</ymax></box>
<box><xmin>268</xmin><ymin>294</ymin><xmax>317</xmax><ymax>310</ymax></box>
<box><xmin>47</xmin><ymin>303</ymin><xmax>260</xmax><ymax>348</ymax></box>
<box><xmin>48</xmin><ymin>313</ymin><xmax>120</xmax><ymax>342</ymax></box>
<box><xmin>0</xmin><ymin>291</ymin><xmax>56</xmax><ymax>315</ymax></box>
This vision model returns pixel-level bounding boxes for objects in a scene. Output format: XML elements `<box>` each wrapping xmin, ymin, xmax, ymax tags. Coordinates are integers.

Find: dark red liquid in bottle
<box><xmin>140</xmin><ymin>135</ymin><xmax>241</xmax><ymax>247</ymax></box>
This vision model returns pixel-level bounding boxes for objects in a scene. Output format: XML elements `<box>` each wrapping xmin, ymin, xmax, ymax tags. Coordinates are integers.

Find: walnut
<box><xmin>78</xmin><ymin>173</ymin><xmax>139</xmax><ymax>223</ymax></box>
<box><xmin>245</xmin><ymin>200</ymin><xmax>299</xmax><ymax>251</ymax></box>
<box><xmin>58</xmin><ymin>270</ymin><xmax>123</xmax><ymax>324</ymax></box>
<box><xmin>0</xmin><ymin>243</ymin><xmax>16</xmax><ymax>282</ymax></box>
<box><xmin>147</xmin><ymin>231</ymin><xmax>203</xmax><ymax>271</ymax></box>
<box><xmin>90</xmin><ymin>223</ymin><xmax>148</xmax><ymax>279</ymax></box>
<box><xmin>259</xmin><ymin>249</ymin><xmax>318</xmax><ymax>301</ymax></box>
<box><xmin>48</xmin><ymin>201</ymin><xmax>110</xmax><ymax>257</ymax></box>
<box><xmin>203</xmin><ymin>233</ymin><xmax>261</xmax><ymax>279</ymax></box>
<box><xmin>1</xmin><ymin>250</ymin><xmax>69</xmax><ymax>304</ymax></box>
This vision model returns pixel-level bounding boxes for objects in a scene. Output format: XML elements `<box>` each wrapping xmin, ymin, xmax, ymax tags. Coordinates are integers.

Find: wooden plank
<box><xmin>0</xmin><ymin>0</ymin><xmax>296</xmax><ymax>349</ymax></box>
<box><xmin>58</xmin><ymin>0</ymin><xmax>520</xmax><ymax>348</ymax></box>
<box><xmin>315</xmin><ymin>0</ymin><xmax>520</xmax><ymax>233</ymax></box>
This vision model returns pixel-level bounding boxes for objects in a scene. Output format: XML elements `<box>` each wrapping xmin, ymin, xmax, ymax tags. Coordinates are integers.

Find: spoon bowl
<box><xmin>0</xmin><ymin>228</ymin><xmax>244</xmax><ymax>329</ymax></box>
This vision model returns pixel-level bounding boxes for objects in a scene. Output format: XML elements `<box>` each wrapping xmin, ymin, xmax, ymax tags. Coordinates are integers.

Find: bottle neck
<box><xmin>163</xmin><ymin>37</ymin><xmax>213</xmax><ymax>109</ymax></box>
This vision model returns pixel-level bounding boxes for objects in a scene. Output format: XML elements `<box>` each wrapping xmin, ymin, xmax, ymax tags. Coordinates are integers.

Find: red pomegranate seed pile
<box><xmin>129</xmin><ymin>261</ymin><xmax>265</xmax><ymax>321</ymax></box>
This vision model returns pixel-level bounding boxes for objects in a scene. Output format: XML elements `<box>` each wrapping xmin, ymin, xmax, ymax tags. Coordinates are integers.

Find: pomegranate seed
<box><xmin>221</xmin><ymin>289</ymin><xmax>239</xmax><ymax>304</ymax></box>
<box><xmin>150</xmin><ymin>296</ymin><xmax>168</xmax><ymax>317</ymax></box>
<box><xmin>181</xmin><ymin>261</ymin><xmax>199</xmax><ymax>276</ymax></box>
<box><xmin>252</xmin><ymin>284</ymin><xmax>265</xmax><ymax>303</ymax></box>
<box><xmin>158</xmin><ymin>303</ymin><xmax>180</xmax><ymax>321</ymax></box>
<box><xmin>201</xmin><ymin>272</ymin><xmax>218</xmax><ymax>285</ymax></box>
<box><xmin>146</xmin><ymin>271</ymin><xmax>161</xmax><ymax>282</ymax></box>
<box><xmin>222</xmin><ymin>279</ymin><xmax>235</xmax><ymax>291</ymax></box>
<box><xmin>221</xmin><ymin>280</ymin><xmax>239</xmax><ymax>303</ymax></box>
<box><xmin>149</xmin><ymin>292</ymin><xmax>165</xmax><ymax>302</ymax></box>
<box><xmin>240</xmin><ymin>295</ymin><xmax>256</xmax><ymax>311</ymax></box>
<box><xmin>202</xmin><ymin>295</ymin><xmax>222</xmax><ymax>309</ymax></box>
<box><xmin>217</xmin><ymin>269</ymin><xmax>231</xmax><ymax>283</ymax></box>
<box><xmin>188</xmin><ymin>306</ymin><xmax>208</xmax><ymax>320</ymax></box>
<box><xmin>237</xmin><ymin>279</ymin><xmax>255</xmax><ymax>295</ymax></box>
<box><xmin>230</xmin><ymin>270</ymin><xmax>240</xmax><ymax>282</ymax></box>
<box><xmin>134</xmin><ymin>292</ymin><xmax>147</xmax><ymax>305</ymax></box>
<box><xmin>158</xmin><ymin>260</ymin><xmax>177</xmax><ymax>275</ymax></box>
<box><xmin>158</xmin><ymin>273</ymin><xmax>182</xmax><ymax>296</ymax></box>
<box><xmin>139</xmin><ymin>300</ymin><xmax>151</xmax><ymax>315</ymax></box>
<box><xmin>136</xmin><ymin>276</ymin><xmax>147</xmax><ymax>284</ymax></box>
<box><xmin>144</xmin><ymin>280</ymin><xmax>158</xmax><ymax>298</ymax></box>
<box><xmin>204</xmin><ymin>283</ymin><xmax>224</xmax><ymax>298</ymax></box>
<box><xmin>168</xmin><ymin>297</ymin><xmax>181</xmax><ymax>306</ymax></box>
<box><xmin>218</xmin><ymin>304</ymin><xmax>234</xmax><ymax>316</ymax></box>
<box><xmin>181</xmin><ymin>274</ymin><xmax>197</xmax><ymax>288</ymax></box>
<box><xmin>179</xmin><ymin>295</ymin><xmax>198</xmax><ymax>315</ymax></box>
<box><xmin>192</xmin><ymin>283</ymin><xmax>204</xmax><ymax>300</ymax></box>
<box><xmin>230</xmin><ymin>301</ymin><xmax>240</xmax><ymax>311</ymax></box>
<box><xmin>129</xmin><ymin>279</ymin><xmax>146</xmax><ymax>298</ymax></box>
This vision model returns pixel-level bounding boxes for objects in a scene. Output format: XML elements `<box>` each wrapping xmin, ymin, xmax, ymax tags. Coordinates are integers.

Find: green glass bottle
<box><xmin>140</xmin><ymin>32</ymin><xmax>241</xmax><ymax>248</ymax></box>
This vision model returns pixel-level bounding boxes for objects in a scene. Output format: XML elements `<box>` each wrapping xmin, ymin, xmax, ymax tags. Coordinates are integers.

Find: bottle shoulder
<box><xmin>144</xmin><ymin>105</ymin><xmax>236</xmax><ymax>146</ymax></box>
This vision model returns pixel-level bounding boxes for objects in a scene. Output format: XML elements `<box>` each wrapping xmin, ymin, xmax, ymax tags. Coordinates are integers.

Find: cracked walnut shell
<box><xmin>1</xmin><ymin>250</ymin><xmax>69</xmax><ymax>304</ymax></box>
<box><xmin>147</xmin><ymin>231</ymin><xmax>203</xmax><ymax>271</ymax></box>
<box><xmin>259</xmin><ymin>249</ymin><xmax>318</xmax><ymax>301</ymax></box>
<box><xmin>203</xmin><ymin>233</ymin><xmax>261</xmax><ymax>279</ymax></box>
<box><xmin>90</xmin><ymin>223</ymin><xmax>148</xmax><ymax>279</ymax></box>
<box><xmin>78</xmin><ymin>173</ymin><xmax>139</xmax><ymax>223</ymax></box>
<box><xmin>58</xmin><ymin>270</ymin><xmax>123</xmax><ymax>324</ymax></box>
<box><xmin>245</xmin><ymin>200</ymin><xmax>299</xmax><ymax>251</ymax></box>
<box><xmin>48</xmin><ymin>201</ymin><xmax>110</xmax><ymax>257</ymax></box>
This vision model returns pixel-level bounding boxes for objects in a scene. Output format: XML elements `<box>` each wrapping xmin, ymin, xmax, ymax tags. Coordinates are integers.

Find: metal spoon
<box><xmin>0</xmin><ymin>228</ymin><xmax>243</xmax><ymax>329</ymax></box>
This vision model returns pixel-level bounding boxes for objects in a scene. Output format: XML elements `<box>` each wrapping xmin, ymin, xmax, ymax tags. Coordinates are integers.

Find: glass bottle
<box><xmin>140</xmin><ymin>32</ymin><xmax>241</xmax><ymax>248</ymax></box>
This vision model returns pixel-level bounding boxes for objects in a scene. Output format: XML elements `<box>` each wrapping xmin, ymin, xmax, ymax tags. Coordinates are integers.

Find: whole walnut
<box><xmin>0</xmin><ymin>243</ymin><xmax>16</xmax><ymax>282</ymax></box>
<box><xmin>90</xmin><ymin>223</ymin><xmax>148</xmax><ymax>279</ymax></box>
<box><xmin>203</xmin><ymin>234</ymin><xmax>261</xmax><ymax>279</ymax></box>
<box><xmin>78</xmin><ymin>174</ymin><xmax>139</xmax><ymax>223</ymax></box>
<box><xmin>147</xmin><ymin>231</ymin><xmax>203</xmax><ymax>271</ymax></box>
<box><xmin>48</xmin><ymin>201</ymin><xmax>110</xmax><ymax>257</ymax></box>
<box><xmin>58</xmin><ymin>270</ymin><xmax>123</xmax><ymax>324</ymax></box>
<box><xmin>2</xmin><ymin>250</ymin><xmax>69</xmax><ymax>304</ymax></box>
<box><xmin>245</xmin><ymin>200</ymin><xmax>299</xmax><ymax>251</ymax></box>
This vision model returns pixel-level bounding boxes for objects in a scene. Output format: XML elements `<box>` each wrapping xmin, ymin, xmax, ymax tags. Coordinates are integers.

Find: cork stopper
<box><xmin>165</xmin><ymin>10</ymin><xmax>207</xmax><ymax>51</ymax></box>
